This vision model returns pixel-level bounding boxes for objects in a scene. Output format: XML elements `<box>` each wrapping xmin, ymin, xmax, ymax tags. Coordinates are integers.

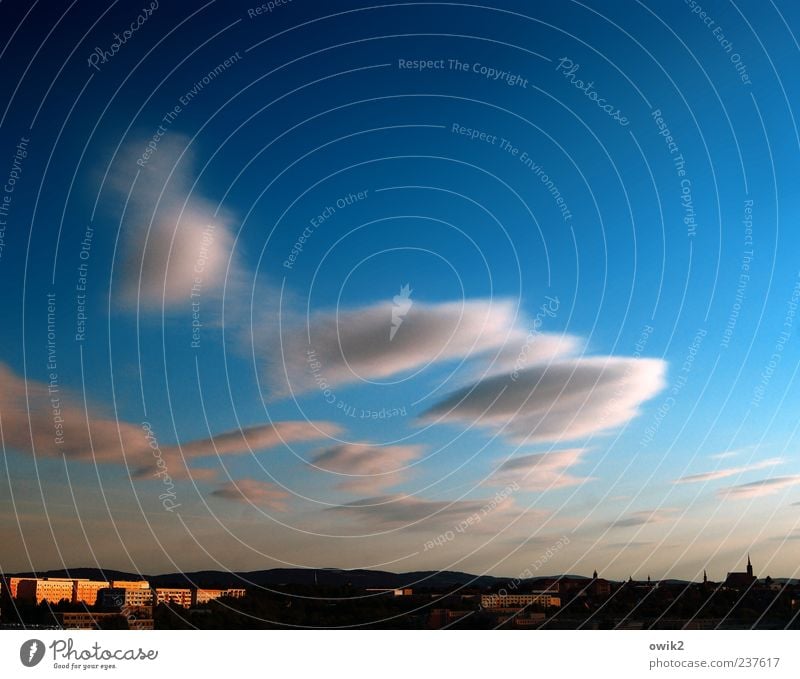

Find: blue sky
<box><xmin>1</xmin><ymin>0</ymin><xmax>799</xmax><ymax>581</ymax></box>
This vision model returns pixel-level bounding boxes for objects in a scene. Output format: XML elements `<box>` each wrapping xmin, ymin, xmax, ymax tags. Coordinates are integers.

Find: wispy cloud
<box><xmin>610</xmin><ymin>509</ymin><xmax>676</xmax><ymax>529</ymax></box>
<box><xmin>717</xmin><ymin>476</ymin><xmax>800</xmax><ymax>499</ymax></box>
<box><xmin>267</xmin><ymin>299</ymin><xmax>576</xmax><ymax>396</ymax></box>
<box><xmin>422</xmin><ymin>357</ymin><xmax>666</xmax><ymax>444</ymax></box>
<box><xmin>310</xmin><ymin>442</ymin><xmax>424</xmax><ymax>493</ymax></box>
<box><xmin>710</xmin><ymin>450</ymin><xmax>740</xmax><ymax>460</ymax></box>
<box><xmin>488</xmin><ymin>448</ymin><xmax>593</xmax><ymax>491</ymax></box>
<box><xmin>327</xmin><ymin>494</ymin><xmax>521</xmax><ymax>531</ymax></box>
<box><xmin>133</xmin><ymin>421</ymin><xmax>343</xmax><ymax>479</ymax></box>
<box><xmin>211</xmin><ymin>479</ymin><xmax>290</xmax><ymax>510</ymax></box>
<box><xmin>0</xmin><ymin>362</ymin><xmax>338</xmax><ymax>481</ymax></box>
<box><xmin>109</xmin><ymin>135</ymin><xmax>243</xmax><ymax>310</ymax></box>
<box><xmin>673</xmin><ymin>457</ymin><xmax>784</xmax><ymax>484</ymax></box>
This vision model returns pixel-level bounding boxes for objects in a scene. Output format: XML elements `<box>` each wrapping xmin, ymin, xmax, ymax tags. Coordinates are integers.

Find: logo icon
<box><xmin>390</xmin><ymin>284</ymin><xmax>413</xmax><ymax>341</ymax></box>
<box><xmin>20</xmin><ymin>639</ymin><xmax>45</xmax><ymax>667</ymax></box>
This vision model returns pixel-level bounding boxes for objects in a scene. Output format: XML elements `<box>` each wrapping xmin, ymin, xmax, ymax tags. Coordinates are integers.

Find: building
<box><xmin>110</xmin><ymin>580</ymin><xmax>150</xmax><ymax>590</ymax></box>
<box><xmin>16</xmin><ymin>578</ymin><xmax>75</xmax><ymax>604</ymax></box>
<box><xmin>7</xmin><ymin>577</ymin><xmax>24</xmax><ymax>598</ymax></box>
<box><xmin>480</xmin><ymin>591</ymin><xmax>561</xmax><ymax>609</ymax></box>
<box><xmin>57</xmin><ymin>611</ymin><xmax>153</xmax><ymax>630</ymax></box>
<box><xmin>155</xmin><ymin>588</ymin><xmax>193</xmax><ymax>607</ymax></box>
<box><xmin>74</xmin><ymin>580</ymin><xmax>110</xmax><ymax>605</ymax></box>
<box><xmin>194</xmin><ymin>588</ymin><xmax>247</xmax><ymax>605</ymax></box>
<box><xmin>724</xmin><ymin>554</ymin><xmax>756</xmax><ymax>589</ymax></box>
<box><xmin>10</xmin><ymin>577</ymin><xmax>112</xmax><ymax>605</ymax></box>
<box><xmin>589</xmin><ymin>570</ymin><xmax>612</xmax><ymax>596</ymax></box>
<box><xmin>427</xmin><ymin>608</ymin><xmax>473</xmax><ymax>629</ymax></box>
<box><xmin>98</xmin><ymin>587</ymin><xmax>154</xmax><ymax>609</ymax></box>
<box><xmin>365</xmin><ymin>588</ymin><xmax>414</xmax><ymax>597</ymax></box>
<box><xmin>498</xmin><ymin>612</ymin><xmax>546</xmax><ymax>628</ymax></box>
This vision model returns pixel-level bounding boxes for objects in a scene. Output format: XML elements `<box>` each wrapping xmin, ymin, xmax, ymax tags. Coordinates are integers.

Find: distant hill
<box><xmin>8</xmin><ymin>568</ymin><xmax>736</xmax><ymax>590</ymax></box>
<box><xmin>3</xmin><ymin>567</ymin><xmax>579</xmax><ymax>590</ymax></box>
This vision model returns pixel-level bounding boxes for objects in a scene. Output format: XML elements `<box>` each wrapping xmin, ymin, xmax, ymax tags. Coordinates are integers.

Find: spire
<box><xmin>703</xmin><ymin>569</ymin><xmax>707</xmax><ymax>584</ymax></box>
<box><xmin>592</xmin><ymin>569</ymin><xmax>598</xmax><ymax>580</ymax></box>
<box><xmin>746</xmin><ymin>553</ymin><xmax>753</xmax><ymax>578</ymax></box>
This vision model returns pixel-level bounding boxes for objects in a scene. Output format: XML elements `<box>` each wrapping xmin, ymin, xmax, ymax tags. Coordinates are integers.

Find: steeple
<box><xmin>746</xmin><ymin>553</ymin><xmax>753</xmax><ymax>578</ymax></box>
<box><xmin>592</xmin><ymin>569</ymin><xmax>598</xmax><ymax>580</ymax></box>
<box><xmin>703</xmin><ymin>569</ymin><xmax>707</xmax><ymax>584</ymax></box>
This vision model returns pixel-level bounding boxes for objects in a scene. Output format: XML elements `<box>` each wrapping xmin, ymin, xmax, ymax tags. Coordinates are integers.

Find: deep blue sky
<box><xmin>1</xmin><ymin>0</ymin><xmax>799</xmax><ymax>581</ymax></box>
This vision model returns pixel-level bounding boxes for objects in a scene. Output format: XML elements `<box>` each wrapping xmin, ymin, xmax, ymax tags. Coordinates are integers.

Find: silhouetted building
<box><xmin>57</xmin><ymin>611</ymin><xmax>153</xmax><ymax>630</ymax></box>
<box><xmin>725</xmin><ymin>554</ymin><xmax>756</xmax><ymax>589</ymax></box>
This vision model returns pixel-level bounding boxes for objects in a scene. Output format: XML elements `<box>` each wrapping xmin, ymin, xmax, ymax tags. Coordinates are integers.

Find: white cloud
<box><xmin>269</xmin><ymin>299</ymin><xmax>576</xmax><ymax>395</ymax></box>
<box><xmin>717</xmin><ymin>476</ymin><xmax>800</xmax><ymax>499</ymax></box>
<box><xmin>211</xmin><ymin>478</ymin><xmax>290</xmax><ymax>509</ymax></box>
<box><xmin>610</xmin><ymin>508</ymin><xmax>676</xmax><ymax>529</ymax></box>
<box><xmin>0</xmin><ymin>362</ymin><xmax>337</xmax><ymax>482</ymax></box>
<box><xmin>327</xmin><ymin>494</ymin><xmax>518</xmax><ymax>531</ymax></box>
<box><xmin>132</xmin><ymin>421</ymin><xmax>343</xmax><ymax>480</ymax></box>
<box><xmin>111</xmin><ymin>135</ymin><xmax>242</xmax><ymax>310</ymax></box>
<box><xmin>422</xmin><ymin>357</ymin><xmax>666</xmax><ymax>444</ymax></box>
<box><xmin>673</xmin><ymin>458</ymin><xmax>784</xmax><ymax>484</ymax></box>
<box><xmin>488</xmin><ymin>448</ymin><xmax>593</xmax><ymax>491</ymax></box>
<box><xmin>310</xmin><ymin>442</ymin><xmax>424</xmax><ymax>493</ymax></box>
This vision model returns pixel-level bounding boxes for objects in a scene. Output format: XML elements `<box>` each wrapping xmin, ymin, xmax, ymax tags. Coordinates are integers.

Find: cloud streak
<box><xmin>270</xmin><ymin>299</ymin><xmax>577</xmax><ymax>396</ymax></box>
<box><xmin>310</xmin><ymin>442</ymin><xmax>425</xmax><ymax>493</ymax></box>
<box><xmin>488</xmin><ymin>448</ymin><xmax>593</xmax><ymax>491</ymax></box>
<box><xmin>327</xmin><ymin>493</ymin><xmax>521</xmax><ymax>531</ymax></box>
<box><xmin>211</xmin><ymin>479</ymin><xmax>290</xmax><ymax>510</ymax></box>
<box><xmin>0</xmin><ymin>362</ymin><xmax>338</xmax><ymax>481</ymax></box>
<box><xmin>610</xmin><ymin>509</ymin><xmax>676</xmax><ymax>529</ymax></box>
<box><xmin>422</xmin><ymin>357</ymin><xmax>666</xmax><ymax>444</ymax></box>
<box><xmin>717</xmin><ymin>476</ymin><xmax>800</xmax><ymax>499</ymax></box>
<box><xmin>673</xmin><ymin>458</ymin><xmax>784</xmax><ymax>484</ymax></box>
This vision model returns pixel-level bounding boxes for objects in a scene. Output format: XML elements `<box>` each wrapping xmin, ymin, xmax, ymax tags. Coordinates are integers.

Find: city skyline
<box><xmin>1</xmin><ymin>1</ymin><xmax>800</xmax><ymax>589</ymax></box>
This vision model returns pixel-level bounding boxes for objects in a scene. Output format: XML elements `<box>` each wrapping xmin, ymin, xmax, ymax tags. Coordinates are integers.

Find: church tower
<box><xmin>746</xmin><ymin>554</ymin><xmax>753</xmax><ymax>578</ymax></box>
